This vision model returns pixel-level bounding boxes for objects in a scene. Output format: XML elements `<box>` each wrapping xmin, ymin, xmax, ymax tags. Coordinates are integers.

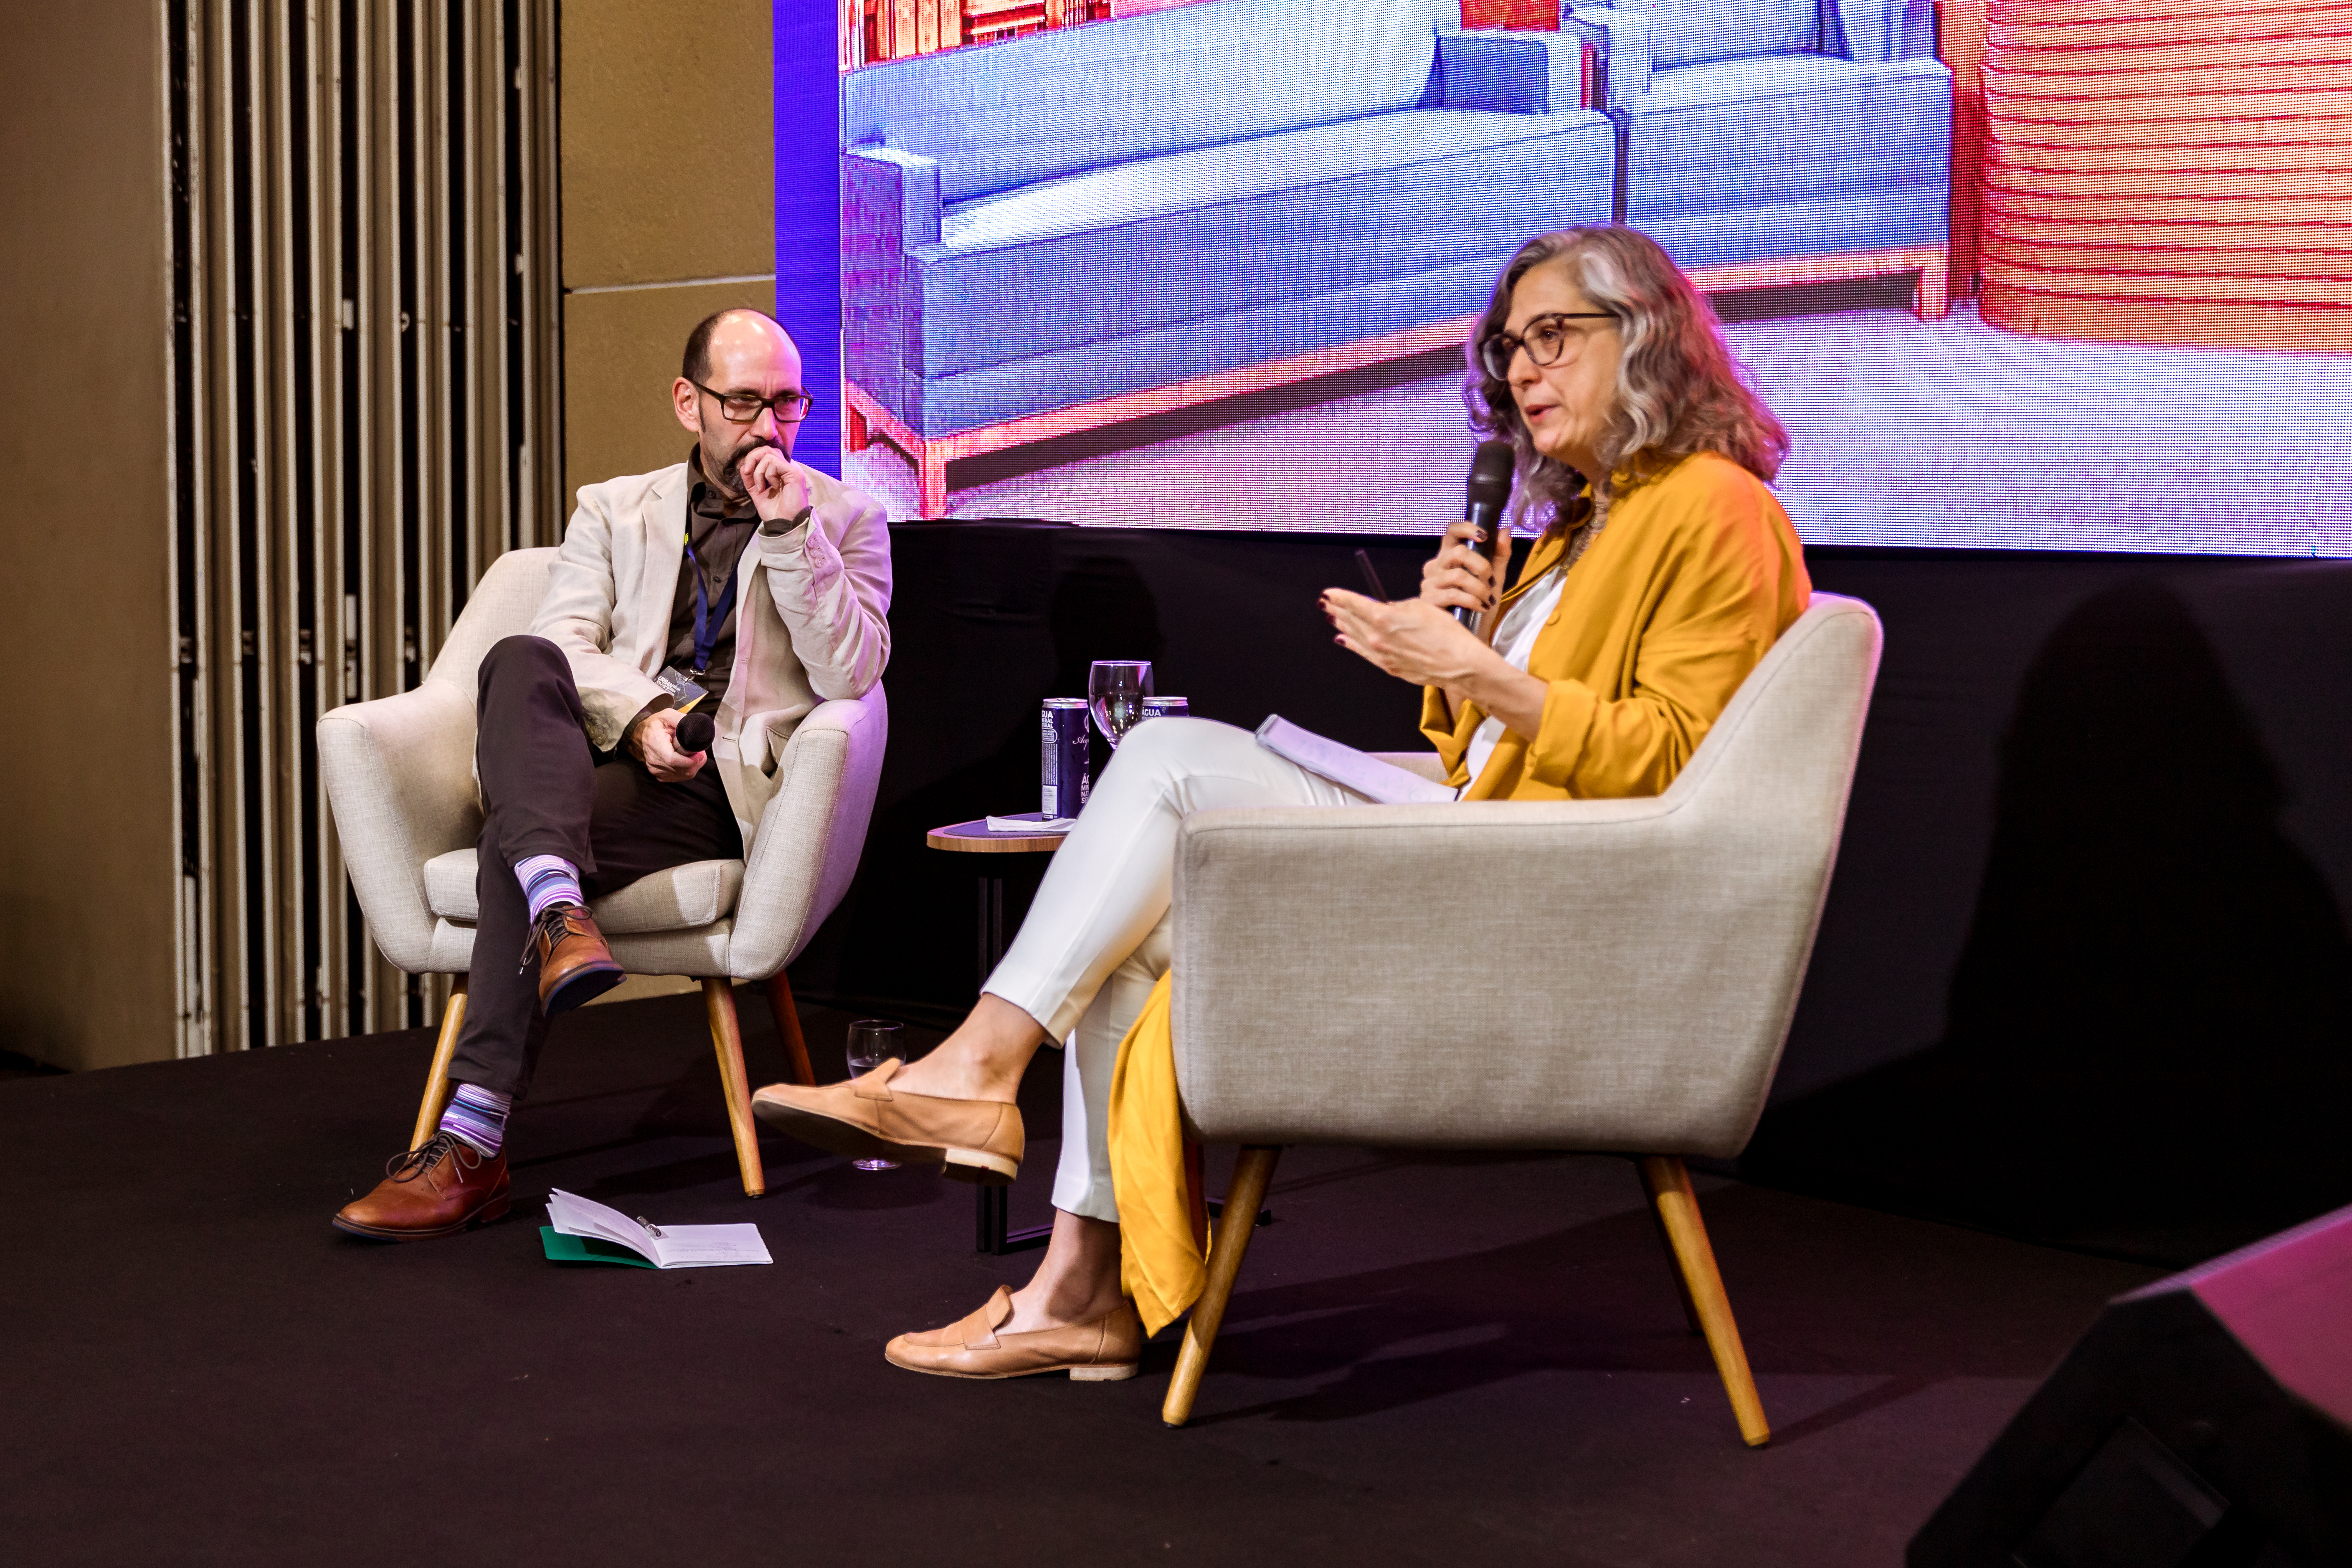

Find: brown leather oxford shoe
<box><xmin>332</xmin><ymin>1132</ymin><xmax>511</xmax><ymax>1241</ymax></box>
<box><xmin>526</xmin><ymin>902</ymin><xmax>623</xmax><ymax>1014</ymax></box>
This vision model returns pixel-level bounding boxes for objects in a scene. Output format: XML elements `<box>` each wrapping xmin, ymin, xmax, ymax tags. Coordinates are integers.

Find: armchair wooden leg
<box><xmin>1163</xmin><ymin>1144</ymin><xmax>1280</xmax><ymax>1428</ymax></box>
<box><xmin>1916</xmin><ymin>246</ymin><xmax>1951</xmax><ymax>321</ymax></box>
<box><xmin>705</xmin><ymin>979</ymin><xmax>768</xmax><ymax>1198</ymax></box>
<box><xmin>1635</xmin><ymin>1159</ymin><xmax>1705</xmax><ymax>1337</ymax></box>
<box><xmin>1638</xmin><ymin>1155</ymin><xmax>1769</xmax><ymax>1447</ymax></box>
<box><xmin>762</xmin><ymin>970</ymin><xmax>815</xmax><ymax>1087</ymax></box>
<box><xmin>409</xmin><ymin>978</ymin><xmax>468</xmax><ymax>1150</ymax></box>
<box><xmin>918</xmin><ymin>448</ymin><xmax>948</xmax><ymax>519</ymax></box>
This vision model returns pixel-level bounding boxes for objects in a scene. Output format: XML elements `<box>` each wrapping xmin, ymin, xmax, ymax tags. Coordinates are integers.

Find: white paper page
<box><xmin>547</xmin><ymin>1189</ymin><xmax>659</xmax><ymax>1262</ymax></box>
<box><xmin>644</xmin><ymin>1224</ymin><xmax>772</xmax><ymax>1269</ymax></box>
<box><xmin>547</xmin><ymin>1189</ymin><xmax>772</xmax><ymax>1269</ymax></box>
<box><xmin>984</xmin><ymin>813</ymin><xmax>1076</xmax><ymax>833</ymax></box>
<box><xmin>1255</xmin><ymin>715</ymin><xmax>1456</xmax><ymax>806</ymax></box>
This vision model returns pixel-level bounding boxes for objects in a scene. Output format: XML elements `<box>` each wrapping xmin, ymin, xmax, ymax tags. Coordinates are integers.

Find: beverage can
<box><xmin>1141</xmin><ymin>696</ymin><xmax>1189</xmax><ymax>722</ymax></box>
<box><xmin>1041</xmin><ymin>699</ymin><xmax>1090</xmax><ymax>817</ymax></box>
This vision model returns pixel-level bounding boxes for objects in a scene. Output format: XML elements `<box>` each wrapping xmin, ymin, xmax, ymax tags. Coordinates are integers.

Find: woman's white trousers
<box><xmin>982</xmin><ymin>717</ymin><xmax>1366</xmax><ymax>1221</ymax></box>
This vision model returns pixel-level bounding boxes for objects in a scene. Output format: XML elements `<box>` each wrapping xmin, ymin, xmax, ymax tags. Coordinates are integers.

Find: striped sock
<box><xmin>516</xmin><ymin>854</ymin><xmax>583</xmax><ymax>922</ymax></box>
<box><xmin>439</xmin><ymin>1082</ymin><xmax>512</xmax><ymax>1157</ymax></box>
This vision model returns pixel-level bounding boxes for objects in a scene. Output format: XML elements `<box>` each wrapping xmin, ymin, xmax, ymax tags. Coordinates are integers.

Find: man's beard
<box><xmin>717</xmin><ymin>436</ymin><xmax>781</xmax><ymax>495</ymax></box>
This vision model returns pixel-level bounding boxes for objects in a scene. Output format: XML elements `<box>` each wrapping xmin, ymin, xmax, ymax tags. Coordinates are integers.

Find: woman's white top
<box><xmin>1460</xmin><ymin>563</ymin><xmax>1567</xmax><ymax>795</ymax></box>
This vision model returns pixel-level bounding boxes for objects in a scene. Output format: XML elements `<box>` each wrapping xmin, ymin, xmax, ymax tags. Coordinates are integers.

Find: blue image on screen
<box><xmin>802</xmin><ymin>0</ymin><xmax>2352</xmax><ymax>554</ymax></box>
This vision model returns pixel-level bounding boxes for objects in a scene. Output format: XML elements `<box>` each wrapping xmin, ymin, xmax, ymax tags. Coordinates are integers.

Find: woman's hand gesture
<box><xmin>1320</xmin><ymin>589</ymin><xmax>1493</xmax><ymax>693</ymax></box>
<box><xmin>1323</xmin><ymin>519</ymin><xmax>1548</xmax><ymax>739</ymax></box>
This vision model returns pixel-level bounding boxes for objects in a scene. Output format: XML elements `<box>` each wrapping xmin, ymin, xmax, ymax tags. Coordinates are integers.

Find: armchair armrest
<box><xmin>842</xmin><ymin>144</ymin><xmax>941</xmax><ymax>251</ymax></box>
<box><xmin>318</xmin><ymin>683</ymin><xmax>481</xmax><ymax>975</ymax></box>
<box><xmin>842</xmin><ymin>145</ymin><xmax>940</xmax><ymax>411</ymax></box>
<box><xmin>1559</xmin><ymin>7</ymin><xmax>1652</xmax><ymax>109</ymax></box>
<box><xmin>1169</xmin><ymin>793</ymin><xmax>1820</xmax><ymax>1158</ymax></box>
<box><xmin>1831</xmin><ymin>0</ymin><xmax>1935</xmax><ymax>63</ymax></box>
<box><xmin>1434</xmin><ymin>29</ymin><xmax>1590</xmax><ymax>114</ymax></box>
<box><xmin>727</xmin><ymin>685</ymin><xmax>890</xmax><ymax>980</ymax></box>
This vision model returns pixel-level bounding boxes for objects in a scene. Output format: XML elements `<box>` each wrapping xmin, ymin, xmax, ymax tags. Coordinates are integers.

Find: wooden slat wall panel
<box><xmin>167</xmin><ymin>0</ymin><xmax>562</xmax><ymax>1054</ymax></box>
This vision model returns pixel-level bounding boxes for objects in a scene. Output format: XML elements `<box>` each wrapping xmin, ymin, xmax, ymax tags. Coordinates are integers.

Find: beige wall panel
<box><xmin>562</xmin><ymin>280</ymin><xmax>778</xmax><ymax>512</ymax></box>
<box><xmin>562</xmin><ymin>0</ymin><xmax>776</xmax><ymax>289</ymax></box>
<box><xmin>0</xmin><ymin>0</ymin><xmax>178</xmax><ymax>1069</ymax></box>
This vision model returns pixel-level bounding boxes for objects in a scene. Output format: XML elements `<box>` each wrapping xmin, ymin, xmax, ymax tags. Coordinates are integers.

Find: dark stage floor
<box><xmin>1</xmin><ymin>992</ymin><xmax>2159</xmax><ymax>1566</ymax></box>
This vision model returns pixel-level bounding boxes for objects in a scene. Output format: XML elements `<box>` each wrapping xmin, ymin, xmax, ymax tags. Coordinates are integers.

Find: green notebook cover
<box><xmin>540</xmin><ymin>1226</ymin><xmax>658</xmax><ymax>1268</ymax></box>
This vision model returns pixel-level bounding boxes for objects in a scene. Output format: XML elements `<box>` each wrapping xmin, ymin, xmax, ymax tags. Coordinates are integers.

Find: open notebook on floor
<box><xmin>540</xmin><ymin>1189</ymin><xmax>771</xmax><ymax>1269</ymax></box>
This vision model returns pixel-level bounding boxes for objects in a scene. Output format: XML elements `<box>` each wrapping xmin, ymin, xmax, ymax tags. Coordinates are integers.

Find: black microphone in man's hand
<box><xmin>674</xmin><ymin>710</ymin><xmax>715</xmax><ymax>757</ymax></box>
<box><xmin>1453</xmin><ymin>440</ymin><xmax>1518</xmax><ymax>628</ymax></box>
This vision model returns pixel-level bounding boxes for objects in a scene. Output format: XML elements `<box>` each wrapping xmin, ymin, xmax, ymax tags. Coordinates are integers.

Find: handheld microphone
<box><xmin>1453</xmin><ymin>440</ymin><xmax>1518</xmax><ymax>628</ymax></box>
<box><xmin>674</xmin><ymin>710</ymin><xmax>715</xmax><ymax>757</ymax></box>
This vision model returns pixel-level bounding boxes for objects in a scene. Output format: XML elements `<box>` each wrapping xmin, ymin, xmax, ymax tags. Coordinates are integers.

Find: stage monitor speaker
<box><xmin>1910</xmin><ymin>1204</ymin><xmax>2352</xmax><ymax>1568</ymax></box>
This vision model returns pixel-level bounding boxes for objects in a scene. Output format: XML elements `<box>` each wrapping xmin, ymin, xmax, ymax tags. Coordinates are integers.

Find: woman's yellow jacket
<box><xmin>1423</xmin><ymin>451</ymin><xmax>1812</xmax><ymax>802</ymax></box>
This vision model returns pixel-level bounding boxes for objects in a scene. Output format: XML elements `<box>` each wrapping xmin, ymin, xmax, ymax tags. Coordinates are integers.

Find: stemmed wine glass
<box><xmin>843</xmin><ymin>1019</ymin><xmax>903</xmax><ymax>1171</ymax></box>
<box><xmin>1087</xmin><ymin>660</ymin><xmax>1154</xmax><ymax>750</ymax></box>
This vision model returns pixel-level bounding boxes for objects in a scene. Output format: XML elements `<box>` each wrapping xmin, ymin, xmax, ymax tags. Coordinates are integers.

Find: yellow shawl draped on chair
<box><xmin>1106</xmin><ymin>972</ymin><xmax>1195</xmax><ymax>1334</ymax></box>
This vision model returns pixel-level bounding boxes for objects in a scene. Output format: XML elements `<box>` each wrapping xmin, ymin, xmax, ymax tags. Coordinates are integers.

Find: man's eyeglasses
<box><xmin>1478</xmin><ymin>312</ymin><xmax>1617</xmax><ymax>381</ymax></box>
<box><xmin>691</xmin><ymin>378</ymin><xmax>816</xmax><ymax>425</ymax></box>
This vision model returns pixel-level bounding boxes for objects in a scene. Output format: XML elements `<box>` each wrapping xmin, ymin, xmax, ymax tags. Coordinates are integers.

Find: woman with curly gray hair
<box><xmin>1328</xmin><ymin>223</ymin><xmax>1810</xmax><ymax>801</ymax></box>
<box><xmin>1469</xmin><ymin>224</ymin><xmax>1790</xmax><ymax>538</ymax></box>
<box><xmin>754</xmin><ymin>226</ymin><xmax>1812</xmax><ymax>1378</ymax></box>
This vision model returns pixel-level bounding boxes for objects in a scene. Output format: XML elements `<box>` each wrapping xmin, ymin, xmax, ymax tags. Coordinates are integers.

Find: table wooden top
<box><xmin>926</xmin><ymin>818</ymin><xmax>1069</xmax><ymax>854</ymax></box>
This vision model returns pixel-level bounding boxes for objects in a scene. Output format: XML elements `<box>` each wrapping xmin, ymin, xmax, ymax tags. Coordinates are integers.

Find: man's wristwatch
<box><xmin>759</xmin><ymin>504</ymin><xmax>815</xmax><ymax>537</ymax></box>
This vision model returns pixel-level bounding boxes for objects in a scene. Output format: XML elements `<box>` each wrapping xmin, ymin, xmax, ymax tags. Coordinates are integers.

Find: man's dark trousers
<box><xmin>448</xmin><ymin>635</ymin><xmax>742</xmax><ymax>1100</ymax></box>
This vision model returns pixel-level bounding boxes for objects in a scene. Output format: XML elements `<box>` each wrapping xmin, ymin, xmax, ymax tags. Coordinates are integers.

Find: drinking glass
<box><xmin>843</xmin><ymin>1019</ymin><xmax>903</xmax><ymax>1171</ymax></box>
<box><xmin>1088</xmin><ymin>660</ymin><xmax>1154</xmax><ymax>750</ymax></box>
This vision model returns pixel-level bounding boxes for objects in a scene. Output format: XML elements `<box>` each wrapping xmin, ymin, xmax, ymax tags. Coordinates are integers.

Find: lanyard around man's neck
<box><xmin>682</xmin><ymin>527</ymin><xmax>743</xmax><ymax>678</ymax></box>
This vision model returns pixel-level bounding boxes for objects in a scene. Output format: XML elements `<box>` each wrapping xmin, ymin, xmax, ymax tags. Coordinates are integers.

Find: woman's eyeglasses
<box><xmin>692</xmin><ymin>379</ymin><xmax>816</xmax><ymax>425</ymax></box>
<box><xmin>1478</xmin><ymin>312</ymin><xmax>1616</xmax><ymax>380</ymax></box>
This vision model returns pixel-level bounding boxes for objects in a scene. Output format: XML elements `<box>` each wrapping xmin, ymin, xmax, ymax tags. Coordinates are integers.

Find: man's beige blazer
<box><xmin>529</xmin><ymin>459</ymin><xmax>891</xmax><ymax>851</ymax></box>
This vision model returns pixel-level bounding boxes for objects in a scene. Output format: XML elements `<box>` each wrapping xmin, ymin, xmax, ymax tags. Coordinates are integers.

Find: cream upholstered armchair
<box><xmin>318</xmin><ymin>547</ymin><xmax>888</xmax><ymax>1198</ymax></box>
<box><xmin>1160</xmin><ymin>594</ymin><xmax>1882</xmax><ymax>1443</ymax></box>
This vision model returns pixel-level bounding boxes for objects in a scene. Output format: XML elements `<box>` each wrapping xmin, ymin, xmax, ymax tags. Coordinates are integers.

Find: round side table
<box><xmin>928</xmin><ymin>818</ymin><xmax>1067</xmax><ymax>1254</ymax></box>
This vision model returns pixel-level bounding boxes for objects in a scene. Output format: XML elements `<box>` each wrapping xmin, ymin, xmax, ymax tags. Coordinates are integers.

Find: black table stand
<box><xmin>971</xmin><ymin>871</ymin><xmax>1052</xmax><ymax>1254</ymax></box>
<box><xmin>927</xmin><ymin>820</ymin><xmax>1067</xmax><ymax>1257</ymax></box>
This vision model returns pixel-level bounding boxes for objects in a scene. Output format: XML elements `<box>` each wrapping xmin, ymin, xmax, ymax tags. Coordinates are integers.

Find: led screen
<box><xmin>822</xmin><ymin>0</ymin><xmax>2352</xmax><ymax>552</ymax></box>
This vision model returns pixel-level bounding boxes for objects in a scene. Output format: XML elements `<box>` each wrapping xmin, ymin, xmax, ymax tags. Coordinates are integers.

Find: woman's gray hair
<box><xmin>1464</xmin><ymin>226</ymin><xmax>1789</xmax><ymax>537</ymax></box>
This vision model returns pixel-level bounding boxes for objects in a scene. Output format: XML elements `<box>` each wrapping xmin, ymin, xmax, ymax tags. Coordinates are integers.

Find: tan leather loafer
<box><xmin>332</xmin><ymin>1132</ymin><xmax>511</xmax><ymax>1241</ymax></box>
<box><xmin>750</xmin><ymin>1059</ymin><xmax>1023</xmax><ymax>1184</ymax></box>
<box><xmin>526</xmin><ymin>903</ymin><xmax>623</xmax><ymax>1015</ymax></box>
<box><xmin>885</xmin><ymin>1286</ymin><xmax>1143</xmax><ymax>1381</ymax></box>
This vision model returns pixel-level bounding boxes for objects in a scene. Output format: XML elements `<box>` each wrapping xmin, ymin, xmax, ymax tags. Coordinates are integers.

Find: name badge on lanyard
<box><xmin>653</xmin><ymin>666</ymin><xmax>710</xmax><ymax>712</ymax></box>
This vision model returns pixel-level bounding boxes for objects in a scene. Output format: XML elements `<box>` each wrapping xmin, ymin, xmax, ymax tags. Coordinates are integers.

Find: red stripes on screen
<box><xmin>1978</xmin><ymin>0</ymin><xmax>2352</xmax><ymax>350</ymax></box>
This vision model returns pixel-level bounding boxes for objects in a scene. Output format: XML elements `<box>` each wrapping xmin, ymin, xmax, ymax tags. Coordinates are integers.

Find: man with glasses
<box><xmin>333</xmin><ymin>307</ymin><xmax>891</xmax><ymax>1241</ymax></box>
